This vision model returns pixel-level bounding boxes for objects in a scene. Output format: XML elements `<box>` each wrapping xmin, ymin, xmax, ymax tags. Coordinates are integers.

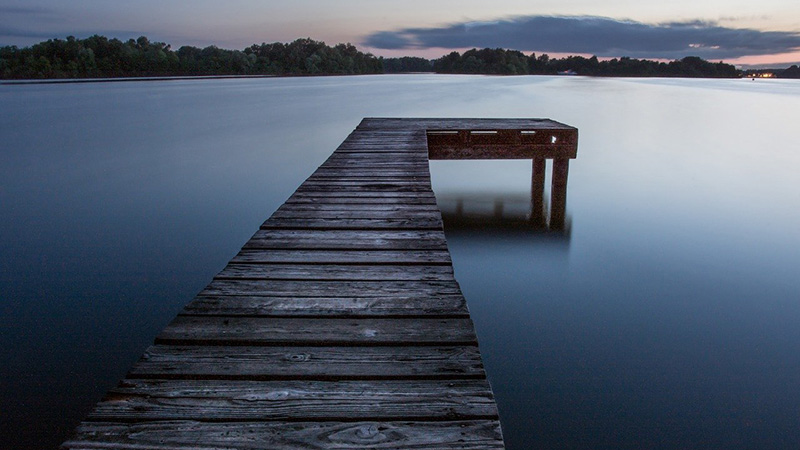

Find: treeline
<box><xmin>429</xmin><ymin>48</ymin><xmax>739</xmax><ymax>77</ymax></box>
<box><xmin>781</xmin><ymin>66</ymin><xmax>800</xmax><ymax>78</ymax></box>
<box><xmin>0</xmin><ymin>35</ymin><xmax>762</xmax><ymax>80</ymax></box>
<box><xmin>0</xmin><ymin>35</ymin><xmax>382</xmax><ymax>79</ymax></box>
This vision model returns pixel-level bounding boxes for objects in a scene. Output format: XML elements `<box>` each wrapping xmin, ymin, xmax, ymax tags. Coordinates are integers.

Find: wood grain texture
<box><xmin>243</xmin><ymin>229</ymin><xmax>448</xmax><ymax>250</ymax></box>
<box><xmin>299</xmin><ymin>179</ymin><xmax>431</xmax><ymax>186</ymax></box>
<box><xmin>285</xmin><ymin>195</ymin><xmax>438</xmax><ymax>205</ymax></box>
<box><xmin>260</xmin><ymin>218</ymin><xmax>444</xmax><ymax>231</ymax></box>
<box><xmin>181</xmin><ymin>294</ymin><xmax>468</xmax><ymax>317</ymax></box>
<box><xmin>128</xmin><ymin>345</ymin><xmax>486</xmax><ymax>380</ymax></box>
<box><xmin>295</xmin><ymin>185</ymin><xmax>433</xmax><ymax>194</ymax></box>
<box><xmin>156</xmin><ymin>316</ymin><xmax>477</xmax><ymax>346</ymax></box>
<box><xmin>308</xmin><ymin>172</ymin><xmax>432</xmax><ymax>179</ymax></box>
<box><xmin>229</xmin><ymin>249</ymin><xmax>452</xmax><ymax>265</ymax></box>
<box><xmin>287</xmin><ymin>190</ymin><xmax>438</xmax><ymax>199</ymax></box>
<box><xmin>200</xmin><ymin>279</ymin><xmax>464</xmax><ymax>297</ymax></box>
<box><xmin>274</xmin><ymin>204</ymin><xmax>442</xmax><ymax>214</ymax></box>
<box><xmin>89</xmin><ymin>379</ymin><xmax>498</xmax><ymax>421</ymax></box>
<box><xmin>64</xmin><ymin>420</ymin><xmax>505</xmax><ymax>450</ymax></box>
<box><xmin>215</xmin><ymin>264</ymin><xmax>454</xmax><ymax>281</ymax></box>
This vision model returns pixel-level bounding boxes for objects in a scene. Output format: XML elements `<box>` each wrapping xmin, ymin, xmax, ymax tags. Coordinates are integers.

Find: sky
<box><xmin>2</xmin><ymin>0</ymin><xmax>800</xmax><ymax>67</ymax></box>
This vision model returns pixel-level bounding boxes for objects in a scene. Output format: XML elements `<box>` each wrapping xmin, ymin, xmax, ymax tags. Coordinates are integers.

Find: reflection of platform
<box><xmin>437</xmin><ymin>193</ymin><xmax>572</xmax><ymax>244</ymax></box>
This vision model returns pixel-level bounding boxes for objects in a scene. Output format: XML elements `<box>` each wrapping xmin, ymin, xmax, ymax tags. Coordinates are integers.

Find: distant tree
<box><xmin>431</xmin><ymin>48</ymin><xmax>739</xmax><ymax>78</ymax></box>
<box><xmin>0</xmin><ymin>35</ymin><xmax>383</xmax><ymax>79</ymax></box>
<box><xmin>382</xmin><ymin>57</ymin><xmax>433</xmax><ymax>73</ymax></box>
<box><xmin>778</xmin><ymin>65</ymin><xmax>800</xmax><ymax>78</ymax></box>
<box><xmin>0</xmin><ymin>36</ymin><xmax>741</xmax><ymax>80</ymax></box>
<box><xmin>432</xmin><ymin>51</ymin><xmax>463</xmax><ymax>73</ymax></box>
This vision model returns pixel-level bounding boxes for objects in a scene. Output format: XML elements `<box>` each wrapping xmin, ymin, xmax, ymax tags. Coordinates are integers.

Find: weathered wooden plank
<box><xmin>346</xmin><ymin>130</ymin><xmax>421</xmax><ymax>134</ymax></box>
<box><xmin>200</xmin><ymin>279</ymin><xmax>463</xmax><ymax>297</ymax></box>
<box><xmin>340</xmin><ymin>137</ymin><xmax>422</xmax><ymax>141</ymax></box>
<box><xmin>268</xmin><ymin>209</ymin><xmax>442</xmax><ymax>221</ymax></box>
<box><xmin>288</xmin><ymin>190</ymin><xmax>437</xmax><ymax>199</ymax></box>
<box><xmin>308</xmin><ymin>172</ymin><xmax>430</xmax><ymax>178</ymax></box>
<box><xmin>216</xmin><ymin>264</ymin><xmax>454</xmax><ymax>281</ymax></box>
<box><xmin>429</xmin><ymin>145</ymin><xmax>577</xmax><ymax>160</ymax></box>
<box><xmin>328</xmin><ymin>150</ymin><xmax>424</xmax><ymax>154</ymax></box>
<box><xmin>337</xmin><ymin>142</ymin><xmax>426</xmax><ymax>147</ymax></box>
<box><xmin>300</xmin><ymin>180</ymin><xmax>431</xmax><ymax>187</ymax></box>
<box><xmin>343</xmin><ymin>138</ymin><xmax>423</xmax><ymax>142</ymax></box>
<box><xmin>275</xmin><ymin>203</ymin><xmax>441</xmax><ymax>213</ymax></box>
<box><xmin>329</xmin><ymin>154</ymin><xmax>424</xmax><ymax>158</ymax></box>
<box><xmin>323</xmin><ymin>160</ymin><xmax>429</xmax><ymax>167</ymax></box>
<box><xmin>340</xmin><ymin>139</ymin><xmax>422</xmax><ymax>142</ymax></box>
<box><xmin>344</xmin><ymin>131</ymin><xmax>420</xmax><ymax>135</ymax></box>
<box><xmin>340</xmin><ymin>137</ymin><xmax>421</xmax><ymax>140</ymax></box>
<box><xmin>295</xmin><ymin>185</ymin><xmax>433</xmax><ymax>193</ymax></box>
<box><xmin>308</xmin><ymin>175</ymin><xmax>431</xmax><ymax>181</ymax></box>
<box><xmin>341</xmin><ymin>137</ymin><xmax>422</xmax><ymax>140</ymax></box>
<box><xmin>181</xmin><ymin>294</ymin><xmax>468</xmax><ymax>317</ymax></box>
<box><xmin>64</xmin><ymin>420</ymin><xmax>505</xmax><ymax>450</ymax></box>
<box><xmin>156</xmin><ymin>317</ymin><xmax>477</xmax><ymax>346</ymax></box>
<box><xmin>243</xmin><ymin>229</ymin><xmax>448</xmax><ymax>250</ymax></box>
<box><xmin>319</xmin><ymin>162</ymin><xmax>428</xmax><ymax>168</ymax></box>
<box><xmin>297</xmin><ymin>187</ymin><xmax>433</xmax><ymax>196</ymax></box>
<box><xmin>318</xmin><ymin>165</ymin><xmax>428</xmax><ymax>171</ymax></box>
<box><xmin>335</xmin><ymin>148</ymin><xmax>427</xmax><ymax>154</ymax></box>
<box><xmin>89</xmin><ymin>379</ymin><xmax>497</xmax><ymax>421</ymax></box>
<box><xmin>311</xmin><ymin>167</ymin><xmax>429</xmax><ymax>173</ymax></box>
<box><xmin>302</xmin><ymin>177</ymin><xmax>430</xmax><ymax>184</ymax></box>
<box><xmin>261</xmin><ymin>218</ymin><xmax>443</xmax><ymax>230</ymax></box>
<box><xmin>336</xmin><ymin>145</ymin><xmax>423</xmax><ymax>150</ymax></box>
<box><xmin>285</xmin><ymin>196</ymin><xmax>438</xmax><ymax>205</ymax></box>
<box><xmin>265</xmin><ymin>214</ymin><xmax>441</xmax><ymax>226</ymax></box>
<box><xmin>128</xmin><ymin>345</ymin><xmax>486</xmax><ymax>379</ymax></box>
<box><xmin>329</xmin><ymin>149</ymin><xmax>421</xmax><ymax>155</ymax></box>
<box><xmin>316</xmin><ymin>167</ymin><xmax>430</xmax><ymax>174</ymax></box>
<box><xmin>230</xmin><ymin>249</ymin><xmax>452</xmax><ymax>265</ymax></box>
<box><xmin>343</xmin><ymin>136</ymin><xmax>421</xmax><ymax>141</ymax></box>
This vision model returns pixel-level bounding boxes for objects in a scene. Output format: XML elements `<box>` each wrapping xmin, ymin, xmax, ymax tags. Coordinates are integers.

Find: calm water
<box><xmin>1</xmin><ymin>75</ymin><xmax>799</xmax><ymax>449</ymax></box>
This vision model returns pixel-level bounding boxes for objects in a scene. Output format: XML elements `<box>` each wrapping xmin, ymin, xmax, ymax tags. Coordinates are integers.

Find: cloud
<box><xmin>363</xmin><ymin>15</ymin><xmax>800</xmax><ymax>60</ymax></box>
<box><xmin>0</xmin><ymin>26</ymin><xmax>151</xmax><ymax>48</ymax></box>
<box><xmin>0</xmin><ymin>26</ymin><xmax>57</xmax><ymax>40</ymax></box>
<box><xmin>0</xmin><ymin>6</ymin><xmax>51</xmax><ymax>15</ymax></box>
<box><xmin>0</xmin><ymin>6</ymin><xmax>60</xmax><ymax>44</ymax></box>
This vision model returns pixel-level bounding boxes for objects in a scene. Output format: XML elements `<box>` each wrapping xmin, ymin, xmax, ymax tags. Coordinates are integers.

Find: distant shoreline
<box><xmin>4</xmin><ymin>35</ymin><xmax>798</xmax><ymax>81</ymax></box>
<box><xmin>1</xmin><ymin>74</ymin><xmax>277</xmax><ymax>85</ymax></box>
<box><xmin>5</xmin><ymin>72</ymin><xmax>798</xmax><ymax>86</ymax></box>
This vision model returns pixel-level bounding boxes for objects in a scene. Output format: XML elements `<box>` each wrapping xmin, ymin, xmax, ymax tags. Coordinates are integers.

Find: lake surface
<box><xmin>1</xmin><ymin>75</ymin><xmax>799</xmax><ymax>449</ymax></box>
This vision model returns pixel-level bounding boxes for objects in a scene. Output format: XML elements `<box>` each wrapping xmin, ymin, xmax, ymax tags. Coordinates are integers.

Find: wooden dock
<box><xmin>62</xmin><ymin>118</ymin><xmax>577</xmax><ymax>450</ymax></box>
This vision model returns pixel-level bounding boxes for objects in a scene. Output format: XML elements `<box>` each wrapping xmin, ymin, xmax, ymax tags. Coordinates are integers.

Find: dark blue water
<box><xmin>2</xmin><ymin>75</ymin><xmax>799</xmax><ymax>449</ymax></box>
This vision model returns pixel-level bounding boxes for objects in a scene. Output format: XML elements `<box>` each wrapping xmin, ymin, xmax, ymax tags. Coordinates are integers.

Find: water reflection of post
<box><xmin>531</xmin><ymin>156</ymin><xmax>569</xmax><ymax>230</ymax></box>
<box><xmin>549</xmin><ymin>158</ymin><xmax>570</xmax><ymax>230</ymax></box>
<box><xmin>531</xmin><ymin>156</ymin><xmax>547</xmax><ymax>228</ymax></box>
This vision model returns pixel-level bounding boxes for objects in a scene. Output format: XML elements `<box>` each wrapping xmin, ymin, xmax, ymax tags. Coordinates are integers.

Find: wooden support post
<box><xmin>531</xmin><ymin>156</ymin><xmax>547</xmax><ymax>228</ymax></box>
<box><xmin>493</xmin><ymin>200</ymin><xmax>504</xmax><ymax>219</ymax></box>
<box><xmin>550</xmin><ymin>158</ymin><xmax>569</xmax><ymax>229</ymax></box>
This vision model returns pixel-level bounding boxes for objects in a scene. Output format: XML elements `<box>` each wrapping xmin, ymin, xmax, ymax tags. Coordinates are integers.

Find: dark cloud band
<box><xmin>0</xmin><ymin>6</ymin><xmax>51</xmax><ymax>14</ymax></box>
<box><xmin>363</xmin><ymin>15</ymin><xmax>800</xmax><ymax>59</ymax></box>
